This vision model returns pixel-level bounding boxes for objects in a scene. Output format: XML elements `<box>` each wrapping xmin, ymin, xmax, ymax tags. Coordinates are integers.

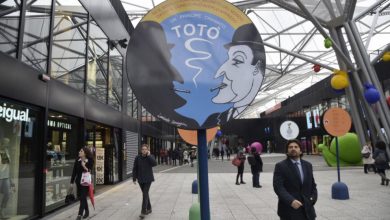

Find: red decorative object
<box><xmin>313</xmin><ymin>64</ymin><xmax>321</xmax><ymax>72</ymax></box>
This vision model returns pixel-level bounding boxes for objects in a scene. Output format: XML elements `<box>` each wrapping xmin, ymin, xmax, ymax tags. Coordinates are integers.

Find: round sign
<box><xmin>126</xmin><ymin>0</ymin><xmax>266</xmax><ymax>130</ymax></box>
<box><xmin>177</xmin><ymin>127</ymin><xmax>218</xmax><ymax>145</ymax></box>
<box><xmin>280</xmin><ymin>120</ymin><xmax>299</xmax><ymax>140</ymax></box>
<box><xmin>323</xmin><ymin>108</ymin><xmax>351</xmax><ymax>137</ymax></box>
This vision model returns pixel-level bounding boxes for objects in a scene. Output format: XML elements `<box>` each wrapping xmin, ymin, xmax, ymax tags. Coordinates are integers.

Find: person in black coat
<box><xmin>133</xmin><ymin>144</ymin><xmax>157</xmax><ymax>218</ymax></box>
<box><xmin>273</xmin><ymin>139</ymin><xmax>317</xmax><ymax>220</ymax></box>
<box><xmin>373</xmin><ymin>141</ymin><xmax>390</xmax><ymax>186</ymax></box>
<box><xmin>248</xmin><ymin>147</ymin><xmax>263</xmax><ymax>188</ymax></box>
<box><xmin>71</xmin><ymin>147</ymin><xmax>94</xmax><ymax>220</ymax></box>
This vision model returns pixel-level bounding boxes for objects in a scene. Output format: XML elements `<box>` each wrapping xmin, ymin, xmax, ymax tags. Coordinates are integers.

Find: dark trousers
<box><xmin>77</xmin><ymin>184</ymin><xmax>89</xmax><ymax>216</ymax></box>
<box><xmin>139</xmin><ymin>182</ymin><xmax>152</xmax><ymax>213</ymax></box>
<box><xmin>252</xmin><ymin>171</ymin><xmax>260</xmax><ymax>187</ymax></box>
<box><xmin>364</xmin><ymin>164</ymin><xmax>377</xmax><ymax>173</ymax></box>
<box><xmin>236</xmin><ymin>165</ymin><xmax>244</xmax><ymax>183</ymax></box>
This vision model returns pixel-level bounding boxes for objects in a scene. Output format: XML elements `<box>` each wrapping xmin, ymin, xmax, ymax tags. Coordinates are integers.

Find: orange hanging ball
<box><xmin>331</xmin><ymin>74</ymin><xmax>349</xmax><ymax>90</ymax></box>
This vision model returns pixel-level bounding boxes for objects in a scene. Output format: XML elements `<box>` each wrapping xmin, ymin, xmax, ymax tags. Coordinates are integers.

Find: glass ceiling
<box><xmin>122</xmin><ymin>0</ymin><xmax>390</xmax><ymax>118</ymax></box>
<box><xmin>2</xmin><ymin>0</ymin><xmax>388</xmax><ymax>119</ymax></box>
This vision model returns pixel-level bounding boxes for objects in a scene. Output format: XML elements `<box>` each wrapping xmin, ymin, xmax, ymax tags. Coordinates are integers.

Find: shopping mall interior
<box><xmin>0</xmin><ymin>0</ymin><xmax>389</xmax><ymax>219</ymax></box>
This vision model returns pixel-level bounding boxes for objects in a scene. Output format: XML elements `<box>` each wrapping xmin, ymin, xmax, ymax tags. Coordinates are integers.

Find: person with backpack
<box><xmin>373</xmin><ymin>141</ymin><xmax>390</xmax><ymax>186</ymax></box>
<box><xmin>247</xmin><ymin>147</ymin><xmax>263</xmax><ymax>188</ymax></box>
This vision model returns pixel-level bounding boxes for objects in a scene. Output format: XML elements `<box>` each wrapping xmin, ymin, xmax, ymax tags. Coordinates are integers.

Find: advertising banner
<box><xmin>127</xmin><ymin>0</ymin><xmax>266</xmax><ymax>129</ymax></box>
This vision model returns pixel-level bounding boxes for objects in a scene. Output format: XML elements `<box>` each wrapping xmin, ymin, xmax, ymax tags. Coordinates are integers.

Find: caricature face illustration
<box><xmin>212</xmin><ymin>45</ymin><xmax>259</xmax><ymax>104</ymax></box>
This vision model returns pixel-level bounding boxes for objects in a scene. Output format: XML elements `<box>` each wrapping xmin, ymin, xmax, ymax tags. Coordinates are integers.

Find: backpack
<box><xmin>375</xmin><ymin>152</ymin><xmax>387</xmax><ymax>164</ymax></box>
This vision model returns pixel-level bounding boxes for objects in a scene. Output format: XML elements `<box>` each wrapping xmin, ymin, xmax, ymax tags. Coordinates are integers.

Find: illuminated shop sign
<box><xmin>47</xmin><ymin>120</ymin><xmax>72</xmax><ymax>130</ymax></box>
<box><xmin>0</xmin><ymin>103</ymin><xmax>30</xmax><ymax>122</ymax></box>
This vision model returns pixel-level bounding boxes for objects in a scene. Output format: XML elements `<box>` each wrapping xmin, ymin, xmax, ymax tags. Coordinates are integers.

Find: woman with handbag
<box><xmin>70</xmin><ymin>147</ymin><xmax>94</xmax><ymax>220</ymax></box>
<box><xmin>361</xmin><ymin>141</ymin><xmax>376</xmax><ymax>174</ymax></box>
<box><xmin>235</xmin><ymin>151</ymin><xmax>246</xmax><ymax>185</ymax></box>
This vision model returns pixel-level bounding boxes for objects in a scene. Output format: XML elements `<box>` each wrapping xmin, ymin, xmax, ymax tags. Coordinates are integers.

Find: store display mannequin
<box><xmin>0</xmin><ymin>138</ymin><xmax>14</xmax><ymax>219</ymax></box>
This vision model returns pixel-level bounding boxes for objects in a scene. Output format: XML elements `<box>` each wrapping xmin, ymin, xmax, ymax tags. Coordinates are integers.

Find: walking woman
<box><xmin>71</xmin><ymin>147</ymin><xmax>94</xmax><ymax>220</ymax></box>
<box><xmin>373</xmin><ymin>141</ymin><xmax>390</xmax><ymax>186</ymax></box>
<box><xmin>133</xmin><ymin>144</ymin><xmax>157</xmax><ymax>218</ymax></box>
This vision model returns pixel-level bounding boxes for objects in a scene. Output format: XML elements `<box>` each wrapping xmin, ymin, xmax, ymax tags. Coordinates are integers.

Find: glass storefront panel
<box><xmin>87</xmin><ymin>20</ymin><xmax>108</xmax><ymax>104</ymax></box>
<box><xmin>127</xmin><ymin>83</ymin><xmax>138</xmax><ymax>119</ymax></box>
<box><xmin>108</xmin><ymin>47</ymin><xmax>122</xmax><ymax>111</ymax></box>
<box><xmin>45</xmin><ymin>111</ymin><xmax>82</xmax><ymax>212</ymax></box>
<box><xmin>0</xmin><ymin>97</ymin><xmax>40</xmax><ymax>219</ymax></box>
<box><xmin>86</xmin><ymin>122</ymin><xmax>120</xmax><ymax>186</ymax></box>
<box><xmin>51</xmin><ymin>2</ymin><xmax>87</xmax><ymax>92</ymax></box>
<box><xmin>21</xmin><ymin>0</ymin><xmax>51</xmax><ymax>73</ymax></box>
<box><xmin>0</xmin><ymin>0</ymin><xmax>21</xmax><ymax>57</ymax></box>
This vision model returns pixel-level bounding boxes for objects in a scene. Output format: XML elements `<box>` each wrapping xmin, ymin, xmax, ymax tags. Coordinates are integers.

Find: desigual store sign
<box><xmin>127</xmin><ymin>0</ymin><xmax>266</xmax><ymax>130</ymax></box>
<box><xmin>0</xmin><ymin>103</ymin><xmax>30</xmax><ymax>123</ymax></box>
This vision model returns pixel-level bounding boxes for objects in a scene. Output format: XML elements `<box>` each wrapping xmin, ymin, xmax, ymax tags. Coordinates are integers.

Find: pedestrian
<box><xmin>226</xmin><ymin>148</ymin><xmax>231</xmax><ymax>160</ymax></box>
<box><xmin>190</xmin><ymin>150</ymin><xmax>196</xmax><ymax>167</ymax></box>
<box><xmin>361</xmin><ymin>141</ymin><xmax>376</xmax><ymax>174</ymax></box>
<box><xmin>235</xmin><ymin>151</ymin><xmax>246</xmax><ymax>185</ymax></box>
<box><xmin>133</xmin><ymin>144</ymin><xmax>157</xmax><ymax>218</ymax></box>
<box><xmin>373</xmin><ymin>141</ymin><xmax>389</xmax><ymax>186</ymax></box>
<box><xmin>183</xmin><ymin>149</ymin><xmax>189</xmax><ymax>164</ymax></box>
<box><xmin>70</xmin><ymin>147</ymin><xmax>94</xmax><ymax>220</ymax></box>
<box><xmin>247</xmin><ymin>147</ymin><xmax>263</xmax><ymax>188</ymax></box>
<box><xmin>273</xmin><ymin>139</ymin><xmax>317</xmax><ymax>220</ymax></box>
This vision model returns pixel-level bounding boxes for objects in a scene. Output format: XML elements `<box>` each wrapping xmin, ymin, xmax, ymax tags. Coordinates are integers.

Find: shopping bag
<box><xmin>81</xmin><ymin>172</ymin><xmax>92</xmax><ymax>186</ymax></box>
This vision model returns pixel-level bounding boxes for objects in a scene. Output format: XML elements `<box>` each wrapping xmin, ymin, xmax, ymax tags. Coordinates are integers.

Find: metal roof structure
<box><xmin>121</xmin><ymin>0</ymin><xmax>390</xmax><ymax>118</ymax></box>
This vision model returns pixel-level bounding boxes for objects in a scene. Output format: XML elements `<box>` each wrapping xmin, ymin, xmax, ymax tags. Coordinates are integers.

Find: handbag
<box><xmin>232</xmin><ymin>157</ymin><xmax>241</xmax><ymax>166</ymax></box>
<box><xmin>65</xmin><ymin>184</ymin><xmax>76</xmax><ymax>204</ymax></box>
<box><xmin>81</xmin><ymin>171</ymin><xmax>92</xmax><ymax>186</ymax></box>
<box><xmin>362</xmin><ymin>152</ymin><xmax>370</xmax><ymax>159</ymax></box>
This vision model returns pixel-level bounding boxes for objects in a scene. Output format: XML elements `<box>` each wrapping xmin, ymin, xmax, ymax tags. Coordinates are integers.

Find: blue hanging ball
<box><xmin>216</xmin><ymin>130</ymin><xmax>222</xmax><ymax>137</ymax></box>
<box><xmin>364</xmin><ymin>86</ymin><xmax>380</xmax><ymax>104</ymax></box>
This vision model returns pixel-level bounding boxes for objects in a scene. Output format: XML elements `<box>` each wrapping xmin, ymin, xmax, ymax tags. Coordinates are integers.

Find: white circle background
<box><xmin>279</xmin><ymin>120</ymin><xmax>300</xmax><ymax>140</ymax></box>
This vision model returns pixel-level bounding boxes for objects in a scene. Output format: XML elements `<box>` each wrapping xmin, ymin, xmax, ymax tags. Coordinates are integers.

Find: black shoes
<box><xmin>235</xmin><ymin>182</ymin><xmax>240</xmax><ymax>185</ymax></box>
<box><xmin>254</xmin><ymin>185</ymin><xmax>262</xmax><ymax>188</ymax></box>
<box><xmin>146</xmin><ymin>209</ymin><xmax>152</xmax><ymax>214</ymax></box>
<box><xmin>240</xmin><ymin>181</ymin><xmax>246</xmax><ymax>184</ymax></box>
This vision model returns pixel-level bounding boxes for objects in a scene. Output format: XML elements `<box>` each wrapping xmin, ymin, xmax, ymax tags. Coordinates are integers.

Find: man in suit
<box><xmin>273</xmin><ymin>139</ymin><xmax>317</xmax><ymax>220</ymax></box>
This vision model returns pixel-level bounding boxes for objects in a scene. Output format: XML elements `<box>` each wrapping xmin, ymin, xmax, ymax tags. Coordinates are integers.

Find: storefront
<box><xmin>0</xmin><ymin>97</ymin><xmax>42</xmax><ymax>219</ymax></box>
<box><xmin>44</xmin><ymin>111</ymin><xmax>83</xmax><ymax>212</ymax></box>
<box><xmin>86</xmin><ymin>122</ymin><xmax>122</xmax><ymax>187</ymax></box>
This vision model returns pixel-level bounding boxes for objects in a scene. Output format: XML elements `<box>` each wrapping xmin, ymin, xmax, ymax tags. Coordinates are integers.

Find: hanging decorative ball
<box><xmin>216</xmin><ymin>130</ymin><xmax>222</xmax><ymax>138</ymax></box>
<box><xmin>386</xmin><ymin>96</ymin><xmax>390</xmax><ymax>106</ymax></box>
<box><xmin>313</xmin><ymin>64</ymin><xmax>321</xmax><ymax>72</ymax></box>
<box><xmin>364</xmin><ymin>84</ymin><xmax>380</xmax><ymax>104</ymax></box>
<box><xmin>324</xmin><ymin>38</ymin><xmax>332</xmax><ymax>48</ymax></box>
<box><xmin>383</xmin><ymin>52</ymin><xmax>390</xmax><ymax>62</ymax></box>
<box><xmin>331</xmin><ymin>74</ymin><xmax>349</xmax><ymax>90</ymax></box>
<box><xmin>217</xmin><ymin>126</ymin><xmax>221</xmax><ymax>130</ymax></box>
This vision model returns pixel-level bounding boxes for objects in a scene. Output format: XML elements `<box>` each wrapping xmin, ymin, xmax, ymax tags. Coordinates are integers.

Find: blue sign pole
<box><xmin>197</xmin><ymin>129</ymin><xmax>210</xmax><ymax>220</ymax></box>
<box><xmin>335</xmin><ymin>137</ymin><xmax>341</xmax><ymax>182</ymax></box>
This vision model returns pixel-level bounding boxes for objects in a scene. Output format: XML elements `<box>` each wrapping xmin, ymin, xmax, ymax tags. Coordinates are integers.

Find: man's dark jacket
<box><xmin>273</xmin><ymin>158</ymin><xmax>317</xmax><ymax>220</ymax></box>
<box><xmin>132</xmin><ymin>154</ymin><xmax>157</xmax><ymax>183</ymax></box>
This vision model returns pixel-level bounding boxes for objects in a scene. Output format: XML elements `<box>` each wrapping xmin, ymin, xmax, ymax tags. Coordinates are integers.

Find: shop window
<box><xmin>0</xmin><ymin>98</ymin><xmax>41</xmax><ymax>219</ymax></box>
<box><xmin>0</xmin><ymin>0</ymin><xmax>21</xmax><ymax>57</ymax></box>
<box><xmin>21</xmin><ymin>0</ymin><xmax>51</xmax><ymax>73</ymax></box>
<box><xmin>45</xmin><ymin>111</ymin><xmax>82</xmax><ymax>212</ymax></box>
<box><xmin>87</xmin><ymin>20</ymin><xmax>108</xmax><ymax>104</ymax></box>
<box><xmin>50</xmin><ymin>1</ymin><xmax>87</xmax><ymax>92</ymax></box>
<box><xmin>108</xmin><ymin>47</ymin><xmax>122</xmax><ymax>111</ymax></box>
